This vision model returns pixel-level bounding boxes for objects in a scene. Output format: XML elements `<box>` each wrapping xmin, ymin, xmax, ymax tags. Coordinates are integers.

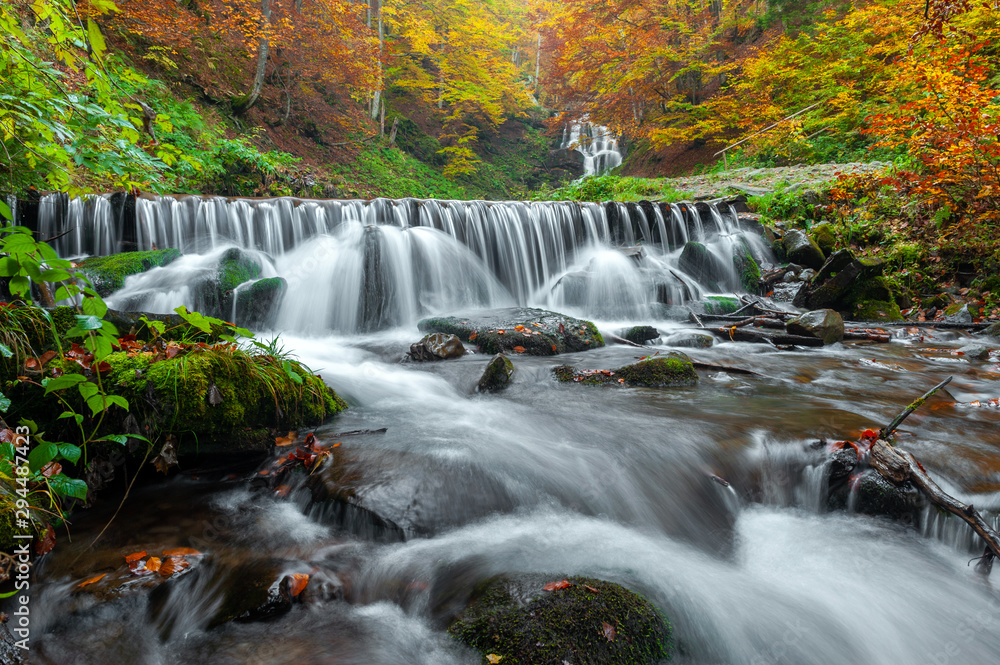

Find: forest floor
<box><xmin>660</xmin><ymin>161</ymin><xmax>891</xmax><ymax>199</ymax></box>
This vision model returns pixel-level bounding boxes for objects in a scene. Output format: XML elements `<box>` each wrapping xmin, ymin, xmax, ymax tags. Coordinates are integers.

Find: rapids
<box><xmin>8</xmin><ymin>193</ymin><xmax>1000</xmax><ymax>665</ymax></box>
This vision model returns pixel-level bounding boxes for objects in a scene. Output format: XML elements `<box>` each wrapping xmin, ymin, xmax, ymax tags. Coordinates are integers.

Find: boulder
<box><xmin>785</xmin><ymin>309</ymin><xmax>844</xmax><ymax>344</ymax></box>
<box><xmin>691</xmin><ymin>295</ymin><xmax>742</xmax><ymax>315</ymax></box>
<box><xmin>234</xmin><ymin>277</ymin><xmax>286</xmax><ymax>329</ymax></box>
<box><xmin>477</xmin><ymin>354</ymin><xmax>514</xmax><ymax>392</ymax></box>
<box><xmin>620</xmin><ymin>325</ymin><xmax>660</xmax><ymax>345</ymax></box>
<box><xmin>409</xmin><ymin>333</ymin><xmax>466</xmax><ymax>361</ymax></box>
<box><xmin>554</xmin><ymin>353</ymin><xmax>697</xmax><ymax>388</ymax></box>
<box><xmin>980</xmin><ymin>321</ymin><xmax>1000</xmax><ymax>337</ymax></box>
<box><xmin>793</xmin><ymin>250</ymin><xmax>902</xmax><ymax>321</ymax></box>
<box><xmin>418</xmin><ymin>308</ymin><xmax>604</xmax><ymax>356</ymax></box>
<box><xmin>678</xmin><ymin>241</ymin><xmax>730</xmax><ymax>292</ymax></box>
<box><xmin>448</xmin><ymin>574</ymin><xmax>672</xmax><ymax>665</ymax></box>
<box><xmin>943</xmin><ymin>303</ymin><xmax>973</xmax><ymax>324</ymax></box>
<box><xmin>196</xmin><ymin>247</ymin><xmax>266</xmax><ymax>320</ymax></box>
<box><xmin>809</xmin><ymin>222</ymin><xmax>837</xmax><ymax>256</ymax></box>
<box><xmin>77</xmin><ymin>249</ymin><xmax>181</xmax><ymax>296</ymax></box>
<box><xmin>782</xmin><ymin>229</ymin><xmax>825</xmax><ymax>270</ymax></box>
<box><xmin>663</xmin><ymin>331</ymin><xmax>714</xmax><ymax>348</ymax></box>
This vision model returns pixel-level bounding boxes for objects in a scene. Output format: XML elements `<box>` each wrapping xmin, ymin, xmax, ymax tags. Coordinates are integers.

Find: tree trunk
<box><xmin>234</xmin><ymin>0</ymin><xmax>272</xmax><ymax>114</ymax></box>
<box><xmin>534</xmin><ymin>33</ymin><xmax>541</xmax><ymax>88</ymax></box>
<box><xmin>369</xmin><ymin>0</ymin><xmax>383</xmax><ymax>121</ymax></box>
<box><xmin>388</xmin><ymin>116</ymin><xmax>399</xmax><ymax>145</ymax></box>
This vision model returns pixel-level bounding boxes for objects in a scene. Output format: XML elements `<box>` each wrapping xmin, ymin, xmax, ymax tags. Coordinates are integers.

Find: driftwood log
<box><xmin>868</xmin><ymin>376</ymin><xmax>1000</xmax><ymax>575</ymax></box>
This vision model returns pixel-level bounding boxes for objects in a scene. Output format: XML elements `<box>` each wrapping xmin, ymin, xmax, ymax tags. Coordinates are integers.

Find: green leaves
<box><xmin>0</xmin><ymin>200</ymin><xmax>12</xmax><ymax>222</ymax></box>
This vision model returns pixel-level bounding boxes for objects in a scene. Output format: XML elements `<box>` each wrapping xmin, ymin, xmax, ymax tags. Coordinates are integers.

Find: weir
<box><xmin>21</xmin><ymin>192</ymin><xmax>771</xmax><ymax>331</ymax></box>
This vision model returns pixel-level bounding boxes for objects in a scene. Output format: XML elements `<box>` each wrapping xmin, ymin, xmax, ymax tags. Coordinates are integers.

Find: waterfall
<box><xmin>34</xmin><ymin>193</ymin><xmax>770</xmax><ymax>332</ymax></box>
<box><xmin>561</xmin><ymin>121</ymin><xmax>623</xmax><ymax>176</ymax></box>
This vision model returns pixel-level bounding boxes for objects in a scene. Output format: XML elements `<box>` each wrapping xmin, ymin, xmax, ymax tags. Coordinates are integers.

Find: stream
<box><xmin>8</xmin><ymin>193</ymin><xmax>1000</xmax><ymax>664</ymax></box>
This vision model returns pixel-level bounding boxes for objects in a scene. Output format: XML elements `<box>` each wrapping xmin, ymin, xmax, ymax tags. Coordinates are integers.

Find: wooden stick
<box><xmin>608</xmin><ymin>333</ymin><xmax>647</xmax><ymax>348</ymax></box>
<box><xmin>691</xmin><ymin>361</ymin><xmax>760</xmax><ymax>376</ymax></box>
<box><xmin>879</xmin><ymin>376</ymin><xmax>952</xmax><ymax>439</ymax></box>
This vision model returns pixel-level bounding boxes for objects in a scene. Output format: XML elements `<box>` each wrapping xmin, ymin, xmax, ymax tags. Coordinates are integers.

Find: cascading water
<box><xmin>562</xmin><ymin>120</ymin><xmax>623</xmax><ymax>176</ymax></box>
<box><xmin>35</xmin><ymin>192</ymin><xmax>767</xmax><ymax>331</ymax></box>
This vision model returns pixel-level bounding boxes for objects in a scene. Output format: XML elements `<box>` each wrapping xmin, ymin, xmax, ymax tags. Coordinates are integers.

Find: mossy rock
<box><xmin>61</xmin><ymin>349</ymin><xmax>347</xmax><ymax>458</ymax></box>
<box><xmin>980</xmin><ymin>321</ymin><xmax>1000</xmax><ymax>337</ymax></box>
<box><xmin>678</xmin><ymin>241</ymin><xmax>729</xmax><ymax>291</ymax></box>
<box><xmin>845</xmin><ymin>276</ymin><xmax>903</xmax><ymax>321</ymax></box>
<box><xmin>77</xmin><ymin>249</ymin><xmax>181</xmax><ymax>297</ymax></box>
<box><xmin>477</xmin><ymin>353</ymin><xmax>514</xmax><ymax>392</ymax></box>
<box><xmin>855</xmin><ymin>471</ymin><xmax>922</xmax><ymax>521</ymax></box>
<box><xmin>621</xmin><ymin>325</ymin><xmax>660</xmax><ymax>345</ymax></box>
<box><xmin>809</xmin><ymin>222</ymin><xmax>837</xmax><ymax>257</ymax></box>
<box><xmin>234</xmin><ymin>277</ymin><xmax>287</xmax><ymax>329</ymax></box>
<box><xmin>554</xmin><ymin>353</ymin><xmax>697</xmax><ymax>388</ymax></box>
<box><xmin>418</xmin><ymin>308</ymin><xmax>604</xmax><ymax>356</ymax></box>
<box><xmin>197</xmin><ymin>248</ymin><xmax>265</xmax><ymax>320</ymax></box>
<box><xmin>449</xmin><ymin>575</ymin><xmax>672</xmax><ymax>665</ymax></box>
<box><xmin>732</xmin><ymin>237</ymin><xmax>761</xmax><ymax>293</ymax></box>
<box><xmin>695</xmin><ymin>295</ymin><xmax>741</xmax><ymax>315</ymax></box>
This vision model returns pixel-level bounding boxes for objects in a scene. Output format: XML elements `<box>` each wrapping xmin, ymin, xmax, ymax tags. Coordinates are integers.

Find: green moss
<box><xmin>477</xmin><ymin>354</ymin><xmax>514</xmax><ymax>392</ymax></box>
<box><xmin>703</xmin><ymin>296</ymin><xmax>741</xmax><ymax>315</ymax></box>
<box><xmin>809</xmin><ymin>223</ymin><xmax>837</xmax><ymax>256</ymax></box>
<box><xmin>852</xmin><ymin>299</ymin><xmax>903</xmax><ymax>321</ymax></box>
<box><xmin>99</xmin><ymin>348</ymin><xmax>346</xmax><ymax>456</ymax></box>
<box><xmin>732</xmin><ymin>238</ymin><xmax>761</xmax><ymax>293</ymax></box>
<box><xmin>449</xmin><ymin>575</ymin><xmax>672</xmax><ymax>665</ymax></box>
<box><xmin>845</xmin><ymin>275</ymin><xmax>903</xmax><ymax>321</ymax></box>
<box><xmin>0</xmin><ymin>505</ymin><xmax>13</xmax><ymax>553</ymax></box>
<box><xmin>78</xmin><ymin>249</ymin><xmax>181</xmax><ymax>296</ymax></box>
<box><xmin>615</xmin><ymin>356</ymin><xmax>698</xmax><ymax>387</ymax></box>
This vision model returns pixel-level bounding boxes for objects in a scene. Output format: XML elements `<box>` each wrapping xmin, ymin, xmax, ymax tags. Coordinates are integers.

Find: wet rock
<box><xmin>197</xmin><ymin>247</ymin><xmax>266</xmax><ymax>320</ymax></box>
<box><xmin>943</xmin><ymin>303</ymin><xmax>973</xmax><ymax>324</ymax></box>
<box><xmin>980</xmin><ymin>321</ymin><xmax>1000</xmax><ymax>337</ymax></box>
<box><xmin>477</xmin><ymin>354</ymin><xmax>514</xmax><ymax>392</ymax></box>
<box><xmin>409</xmin><ymin>333</ymin><xmax>466</xmax><ymax>361</ymax></box>
<box><xmin>782</xmin><ymin>229</ymin><xmax>825</xmax><ymax>270</ymax></box>
<box><xmin>793</xmin><ymin>250</ymin><xmax>902</xmax><ymax>321</ymax></box>
<box><xmin>732</xmin><ymin>236</ymin><xmax>761</xmax><ymax>293</ymax></box>
<box><xmin>417</xmin><ymin>308</ymin><xmax>604</xmax><ymax>356</ymax></box>
<box><xmin>855</xmin><ymin>471</ymin><xmax>922</xmax><ymax>522</ymax></box>
<box><xmin>663</xmin><ymin>331</ymin><xmax>714</xmax><ymax>348</ymax></box>
<box><xmin>828</xmin><ymin>448</ymin><xmax>858</xmax><ymax>480</ymax></box>
<box><xmin>678</xmin><ymin>241</ymin><xmax>730</xmax><ymax>291</ymax></box>
<box><xmin>448</xmin><ymin>574</ymin><xmax>672</xmax><ymax>665</ymax></box>
<box><xmin>554</xmin><ymin>353</ymin><xmax>697</xmax><ymax>388</ymax></box>
<box><xmin>799</xmin><ymin>268</ymin><xmax>816</xmax><ymax>282</ymax></box>
<box><xmin>77</xmin><ymin>249</ymin><xmax>181</xmax><ymax>297</ymax></box>
<box><xmin>958</xmin><ymin>344</ymin><xmax>990</xmax><ymax>361</ymax></box>
<box><xmin>692</xmin><ymin>295</ymin><xmax>742</xmax><ymax>315</ymax></box>
<box><xmin>782</xmin><ymin>270</ymin><xmax>797</xmax><ymax>283</ymax></box>
<box><xmin>621</xmin><ymin>325</ymin><xmax>660</xmax><ymax>345</ymax></box>
<box><xmin>234</xmin><ymin>277</ymin><xmax>286</xmax><ymax>329</ymax></box>
<box><xmin>785</xmin><ymin>309</ymin><xmax>844</xmax><ymax>344</ymax></box>
<box><xmin>207</xmin><ymin>561</ymin><xmax>294</xmax><ymax>628</ymax></box>
<box><xmin>809</xmin><ymin>222</ymin><xmax>837</xmax><ymax>256</ymax></box>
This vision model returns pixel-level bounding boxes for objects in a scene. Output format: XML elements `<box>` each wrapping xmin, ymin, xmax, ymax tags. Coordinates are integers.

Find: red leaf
<box><xmin>602</xmin><ymin>621</ymin><xmax>616</xmax><ymax>642</ymax></box>
<box><xmin>162</xmin><ymin>547</ymin><xmax>202</xmax><ymax>557</ymax></box>
<box><xmin>513</xmin><ymin>346</ymin><xmax>526</xmax><ymax>353</ymax></box>
<box><xmin>543</xmin><ymin>579</ymin><xmax>573</xmax><ymax>591</ymax></box>
<box><xmin>41</xmin><ymin>461</ymin><xmax>62</xmax><ymax>478</ymax></box>
<box><xmin>124</xmin><ymin>550</ymin><xmax>148</xmax><ymax>564</ymax></box>
<box><xmin>860</xmin><ymin>429</ymin><xmax>879</xmax><ymax>441</ymax></box>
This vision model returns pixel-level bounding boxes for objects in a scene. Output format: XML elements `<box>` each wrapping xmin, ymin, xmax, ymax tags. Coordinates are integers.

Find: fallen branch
<box><xmin>608</xmin><ymin>333</ymin><xmax>647</xmax><ymax>349</ymax></box>
<box><xmin>843</xmin><ymin>329</ymin><xmax>891</xmax><ymax>343</ymax></box>
<box><xmin>707</xmin><ymin>327</ymin><xmax>825</xmax><ymax>347</ymax></box>
<box><xmin>880</xmin><ymin>376</ymin><xmax>952</xmax><ymax>439</ymax></box>
<box><xmin>691</xmin><ymin>361</ymin><xmax>760</xmax><ymax>376</ymax></box>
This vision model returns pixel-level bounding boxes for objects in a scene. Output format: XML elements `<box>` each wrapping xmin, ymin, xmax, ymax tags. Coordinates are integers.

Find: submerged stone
<box><xmin>234</xmin><ymin>277</ymin><xmax>286</xmax><ymax>329</ymax></box>
<box><xmin>554</xmin><ymin>353</ymin><xmax>697</xmax><ymax>388</ymax></box>
<box><xmin>417</xmin><ymin>307</ymin><xmax>604</xmax><ymax>356</ymax></box>
<box><xmin>77</xmin><ymin>249</ymin><xmax>181</xmax><ymax>296</ymax></box>
<box><xmin>620</xmin><ymin>325</ymin><xmax>660</xmax><ymax>345</ymax></box>
<box><xmin>448</xmin><ymin>574</ymin><xmax>672</xmax><ymax>665</ymax></box>
<box><xmin>663</xmin><ymin>331</ymin><xmax>714</xmax><ymax>348</ymax></box>
<box><xmin>943</xmin><ymin>303</ymin><xmax>973</xmax><ymax>324</ymax></box>
<box><xmin>678</xmin><ymin>241</ymin><xmax>730</xmax><ymax>292</ymax></box>
<box><xmin>786</xmin><ymin>309</ymin><xmax>844</xmax><ymax>344</ymax></box>
<box><xmin>477</xmin><ymin>353</ymin><xmax>514</xmax><ymax>392</ymax></box>
<box><xmin>409</xmin><ymin>333</ymin><xmax>466</xmax><ymax>361</ymax></box>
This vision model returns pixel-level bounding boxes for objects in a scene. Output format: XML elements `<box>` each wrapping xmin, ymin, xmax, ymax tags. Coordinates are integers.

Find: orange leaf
<box><xmin>543</xmin><ymin>579</ymin><xmax>573</xmax><ymax>591</ymax></box>
<box><xmin>158</xmin><ymin>557</ymin><xmax>190</xmax><ymax>576</ymax></box>
<box><xmin>551</xmin><ymin>344</ymin><xmax>557</xmax><ymax>352</ymax></box>
<box><xmin>514</xmin><ymin>325</ymin><xmax>525</xmax><ymax>331</ymax></box>
<box><xmin>275</xmin><ymin>485</ymin><xmax>291</xmax><ymax>497</ymax></box>
<box><xmin>275</xmin><ymin>431</ymin><xmax>297</xmax><ymax>447</ymax></box>
<box><xmin>584</xmin><ymin>584</ymin><xmax>600</xmax><ymax>593</ymax></box>
<box><xmin>145</xmin><ymin>557</ymin><xmax>162</xmax><ymax>573</ymax></box>
<box><xmin>162</xmin><ymin>547</ymin><xmax>202</xmax><ymax>557</ymax></box>
<box><xmin>77</xmin><ymin>573</ymin><xmax>107</xmax><ymax>588</ymax></box>
<box><xmin>469</xmin><ymin>331</ymin><xmax>478</xmax><ymax>341</ymax></box>
<box><xmin>498</xmin><ymin>329</ymin><xmax>505</xmax><ymax>334</ymax></box>
<box><xmin>513</xmin><ymin>346</ymin><xmax>526</xmax><ymax>353</ymax></box>
<box><xmin>288</xmin><ymin>573</ymin><xmax>310</xmax><ymax>597</ymax></box>
<box><xmin>860</xmin><ymin>428</ymin><xmax>879</xmax><ymax>441</ymax></box>
<box><xmin>124</xmin><ymin>551</ymin><xmax>148</xmax><ymax>563</ymax></box>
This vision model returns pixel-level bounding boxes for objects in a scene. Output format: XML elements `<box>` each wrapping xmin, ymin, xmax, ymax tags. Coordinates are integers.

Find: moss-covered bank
<box><xmin>555</xmin><ymin>353</ymin><xmax>698</xmax><ymax>388</ymax></box>
<box><xmin>78</xmin><ymin>249</ymin><xmax>181</xmax><ymax>296</ymax></box>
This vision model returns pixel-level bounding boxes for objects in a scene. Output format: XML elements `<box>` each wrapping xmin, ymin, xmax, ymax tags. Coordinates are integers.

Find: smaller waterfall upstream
<box><xmin>29</xmin><ymin>192</ymin><xmax>772</xmax><ymax>332</ymax></box>
<box><xmin>562</xmin><ymin>121</ymin><xmax>623</xmax><ymax>176</ymax></box>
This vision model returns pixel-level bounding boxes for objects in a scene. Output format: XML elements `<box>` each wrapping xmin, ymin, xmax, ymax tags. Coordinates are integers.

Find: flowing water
<box><xmin>9</xmin><ymin>194</ymin><xmax>1000</xmax><ymax>665</ymax></box>
<box><xmin>562</xmin><ymin>122</ymin><xmax>623</xmax><ymax>176</ymax></box>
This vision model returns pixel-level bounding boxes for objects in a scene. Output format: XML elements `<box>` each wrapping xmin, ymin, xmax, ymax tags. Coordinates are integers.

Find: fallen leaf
<box><xmin>158</xmin><ymin>557</ymin><xmax>190</xmax><ymax>576</ymax></box>
<box><xmin>275</xmin><ymin>431</ymin><xmax>297</xmax><ymax>447</ymax></box>
<box><xmin>77</xmin><ymin>573</ymin><xmax>107</xmax><ymax>588</ymax></box>
<box><xmin>486</xmin><ymin>655</ymin><xmax>503</xmax><ymax>664</ymax></box>
<box><xmin>152</xmin><ymin>435</ymin><xmax>179</xmax><ymax>475</ymax></box>
<box><xmin>275</xmin><ymin>485</ymin><xmax>291</xmax><ymax>497</ymax></box>
<box><xmin>584</xmin><ymin>584</ymin><xmax>600</xmax><ymax>593</ymax></box>
<box><xmin>41</xmin><ymin>461</ymin><xmax>62</xmax><ymax>477</ymax></box>
<box><xmin>287</xmin><ymin>573</ymin><xmax>310</xmax><ymax>597</ymax></box>
<box><xmin>469</xmin><ymin>331</ymin><xmax>478</xmax><ymax>341</ymax></box>
<box><xmin>162</xmin><ymin>547</ymin><xmax>202</xmax><ymax>557</ymax></box>
<box><xmin>124</xmin><ymin>551</ymin><xmax>148</xmax><ymax>564</ymax></box>
<box><xmin>514</xmin><ymin>325</ymin><xmax>525</xmax><ymax>331</ymax></box>
<box><xmin>145</xmin><ymin>557</ymin><xmax>162</xmax><ymax>573</ymax></box>
<box><xmin>513</xmin><ymin>346</ymin><xmax>526</xmax><ymax>353</ymax></box>
<box><xmin>36</xmin><ymin>525</ymin><xmax>55</xmax><ymax>555</ymax></box>
<box><xmin>602</xmin><ymin>621</ymin><xmax>616</xmax><ymax>642</ymax></box>
<box><xmin>497</xmin><ymin>329</ymin><xmax>505</xmax><ymax>334</ymax></box>
<box><xmin>543</xmin><ymin>579</ymin><xmax>573</xmax><ymax>591</ymax></box>
<box><xmin>551</xmin><ymin>344</ymin><xmax>557</xmax><ymax>352</ymax></box>
<box><xmin>860</xmin><ymin>429</ymin><xmax>879</xmax><ymax>441</ymax></box>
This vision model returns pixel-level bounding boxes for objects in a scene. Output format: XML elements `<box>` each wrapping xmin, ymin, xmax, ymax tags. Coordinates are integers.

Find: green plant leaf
<box><xmin>74</xmin><ymin>314</ymin><xmax>103</xmax><ymax>330</ymax></box>
<box><xmin>0</xmin><ymin>200</ymin><xmax>12</xmax><ymax>221</ymax></box>
<box><xmin>0</xmin><ymin>343</ymin><xmax>12</xmax><ymax>358</ymax></box>
<box><xmin>28</xmin><ymin>441</ymin><xmax>58</xmax><ymax>472</ymax></box>
<box><xmin>0</xmin><ymin>390</ymin><xmax>10</xmax><ymax>413</ymax></box>
<box><xmin>82</xmin><ymin>295</ymin><xmax>108</xmax><ymax>318</ymax></box>
<box><xmin>58</xmin><ymin>443</ymin><xmax>82</xmax><ymax>465</ymax></box>
<box><xmin>42</xmin><ymin>374</ymin><xmax>88</xmax><ymax>393</ymax></box>
<box><xmin>48</xmin><ymin>474</ymin><xmax>88</xmax><ymax>501</ymax></box>
<box><xmin>97</xmin><ymin>434</ymin><xmax>129</xmax><ymax>445</ymax></box>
